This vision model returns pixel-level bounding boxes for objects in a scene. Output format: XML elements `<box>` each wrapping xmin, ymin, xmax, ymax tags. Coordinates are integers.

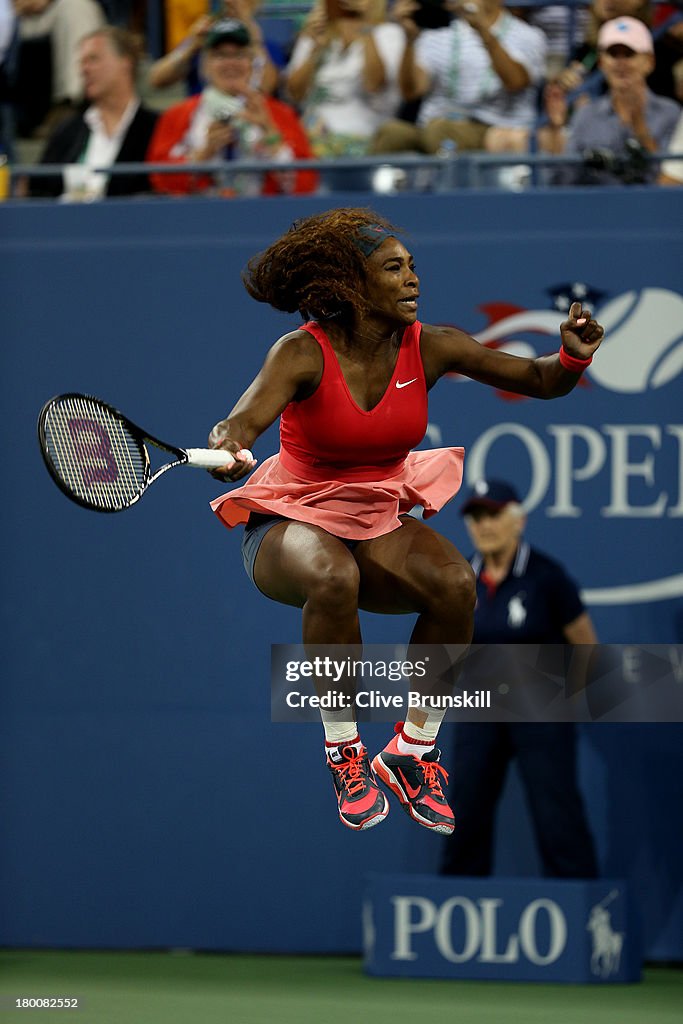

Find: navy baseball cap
<box><xmin>460</xmin><ymin>479</ymin><xmax>521</xmax><ymax>515</ymax></box>
<box><xmin>204</xmin><ymin>18</ymin><xmax>251</xmax><ymax>49</ymax></box>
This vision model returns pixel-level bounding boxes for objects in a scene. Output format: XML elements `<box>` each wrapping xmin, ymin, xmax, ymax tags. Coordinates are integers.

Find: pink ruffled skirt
<box><xmin>210</xmin><ymin>447</ymin><xmax>465</xmax><ymax>541</ymax></box>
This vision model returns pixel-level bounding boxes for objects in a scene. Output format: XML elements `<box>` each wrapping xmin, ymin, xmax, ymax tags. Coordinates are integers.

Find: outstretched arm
<box><xmin>422</xmin><ymin>302</ymin><xmax>604</xmax><ymax>398</ymax></box>
<box><xmin>207</xmin><ymin>330</ymin><xmax>323</xmax><ymax>480</ymax></box>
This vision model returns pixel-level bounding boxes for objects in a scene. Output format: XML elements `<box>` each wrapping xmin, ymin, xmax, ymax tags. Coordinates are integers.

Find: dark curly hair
<box><xmin>242</xmin><ymin>208</ymin><xmax>403</xmax><ymax>326</ymax></box>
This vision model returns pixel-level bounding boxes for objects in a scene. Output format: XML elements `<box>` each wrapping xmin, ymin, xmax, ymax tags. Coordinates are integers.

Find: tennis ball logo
<box><xmin>588</xmin><ymin>288</ymin><xmax>683</xmax><ymax>394</ymax></box>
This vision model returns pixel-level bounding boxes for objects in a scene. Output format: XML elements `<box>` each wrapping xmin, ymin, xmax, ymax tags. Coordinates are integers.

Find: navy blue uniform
<box><xmin>441</xmin><ymin>541</ymin><xmax>598</xmax><ymax>879</ymax></box>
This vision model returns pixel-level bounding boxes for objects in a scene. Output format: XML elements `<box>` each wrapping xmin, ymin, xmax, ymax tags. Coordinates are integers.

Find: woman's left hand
<box><xmin>559</xmin><ymin>302</ymin><xmax>605</xmax><ymax>359</ymax></box>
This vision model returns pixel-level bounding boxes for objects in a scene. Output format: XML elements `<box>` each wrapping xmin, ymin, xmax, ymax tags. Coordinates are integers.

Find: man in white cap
<box><xmin>558</xmin><ymin>16</ymin><xmax>679</xmax><ymax>184</ymax></box>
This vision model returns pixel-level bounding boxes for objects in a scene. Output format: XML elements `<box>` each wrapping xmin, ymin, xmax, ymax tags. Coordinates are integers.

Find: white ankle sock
<box><xmin>399</xmin><ymin>715</ymin><xmax>443</xmax><ymax>757</ymax></box>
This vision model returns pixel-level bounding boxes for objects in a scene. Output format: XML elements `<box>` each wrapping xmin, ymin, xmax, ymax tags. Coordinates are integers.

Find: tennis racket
<box><xmin>38</xmin><ymin>393</ymin><xmax>252</xmax><ymax>513</ymax></box>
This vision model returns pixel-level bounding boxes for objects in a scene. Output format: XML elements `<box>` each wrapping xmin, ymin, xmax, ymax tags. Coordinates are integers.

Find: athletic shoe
<box><xmin>327</xmin><ymin>744</ymin><xmax>390</xmax><ymax>831</ymax></box>
<box><xmin>372</xmin><ymin>733</ymin><xmax>454</xmax><ymax>835</ymax></box>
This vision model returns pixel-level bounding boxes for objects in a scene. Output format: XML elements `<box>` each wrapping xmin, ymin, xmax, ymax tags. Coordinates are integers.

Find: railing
<box><xmin>7</xmin><ymin>150</ymin><xmax>681</xmax><ymax>200</ymax></box>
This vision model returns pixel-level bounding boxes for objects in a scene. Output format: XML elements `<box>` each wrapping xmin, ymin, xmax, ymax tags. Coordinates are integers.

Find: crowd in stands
<box><xmin>1</xmin><ymin>0</ymin><xmax>681</xmax><ymax>197</ymax></box>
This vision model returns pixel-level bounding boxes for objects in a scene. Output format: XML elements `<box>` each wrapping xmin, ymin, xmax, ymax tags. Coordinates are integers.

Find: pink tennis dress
<box><xmin>210</xmin><ymin>320</ymin><xmax>464</xmax><ymax>540</ymax></box>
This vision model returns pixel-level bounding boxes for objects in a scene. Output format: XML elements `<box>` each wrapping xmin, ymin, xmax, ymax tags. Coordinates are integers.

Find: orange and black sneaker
<box><xmin>372</xmin><ymin>730</ymin><xmax>454</xmax><ymax>835</ymax></box>
<box><xmin>327</xmin><ymin>743</ymin><xmax>390</xmax><ymax>831</ymax></box>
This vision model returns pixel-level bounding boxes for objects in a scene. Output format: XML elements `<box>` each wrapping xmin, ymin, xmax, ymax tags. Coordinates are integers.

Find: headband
<box><xmin>355</xmin><ymin>224</ymin><xmax>397</xmax><ymax>258</ymax></box>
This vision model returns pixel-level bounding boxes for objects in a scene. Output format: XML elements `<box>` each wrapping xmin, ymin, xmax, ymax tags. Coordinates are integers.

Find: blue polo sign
<box><xmin>363</xmin><ymin>875</ymin><xmax>641</xmax><ymax>983</ymax></box>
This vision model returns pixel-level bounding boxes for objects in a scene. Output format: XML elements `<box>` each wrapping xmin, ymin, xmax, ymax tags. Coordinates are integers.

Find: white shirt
<box><xmin>62</xmin><ymin>98</ymin><xmax>139</xmax><ymax>200</ymax></box>
<box><xmin>286</xmin><ymin>23</ymin><xmax>405</xmax><ymax>140</ymax></box>
<box><xmin>415</xmin><ymin>13</ymin><xmax>547</xmax><ymax>129</ymax></box>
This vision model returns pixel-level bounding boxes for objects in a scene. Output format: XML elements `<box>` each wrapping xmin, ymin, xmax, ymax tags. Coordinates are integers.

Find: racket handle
<box><xmin>184</xmin><ymin>448</ymin><xmax>254</xmax><ymax>470</ymax></box>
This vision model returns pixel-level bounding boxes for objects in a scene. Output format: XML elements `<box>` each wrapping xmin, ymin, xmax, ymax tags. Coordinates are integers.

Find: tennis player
<box><xmin>208</xmin><ymin>208</ymin><xmax>604</xmax><ymax>834</ymax></box>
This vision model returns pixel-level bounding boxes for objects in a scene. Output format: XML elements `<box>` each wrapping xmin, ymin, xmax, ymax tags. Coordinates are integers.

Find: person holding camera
<box><xmin>146</xmin><ymin>18</ymin><xmax>317</xmax><ymax>196</ymax></box>
<box><xmin>370</xmin><ymin>0</ymin><xmax>547</xmax><ymax>158</ymax></box>
<box><xmin>283</xmin><ymin>0</ymin><xmax>405</xmax><ymax>167</ymax></box>
<box><xmin>148</xmin><ymin>0</ymin><xmax>279</xmax><ymax>97</ymax></box>
<box><xmin>547</xmin><ymin>17</ymin><xmax>680</xmax><ymax>185</ymax></box>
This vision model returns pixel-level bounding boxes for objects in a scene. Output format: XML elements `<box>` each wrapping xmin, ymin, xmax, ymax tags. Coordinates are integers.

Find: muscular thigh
<box><xmin>354</xmin><ymin>516</ymin><xmax>469</xmax><ymax>614</ymax></box>
<box><xmin>253</xmin><ymin>519</ymin><xmax>358</xmax><ymax>607</ymax></box>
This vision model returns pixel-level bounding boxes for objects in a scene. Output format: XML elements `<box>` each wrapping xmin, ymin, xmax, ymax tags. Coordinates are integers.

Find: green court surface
<box><xmin>0</xmin><ymin>952</ymin><xmax>681</xmax><ymax>1024</ymax></box>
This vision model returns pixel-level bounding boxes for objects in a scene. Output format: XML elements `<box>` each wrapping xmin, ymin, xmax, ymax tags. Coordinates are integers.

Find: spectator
<box><xmin>147</xmin><ymin>18</ymin><xmax>317</xmax><ymax>196</ymax></box>
<box><xmin>370</xmin><ymin>0</ymin><xmax>547</xmax><ymax>160</ymax></box>
<box><xmin>284</xmin><ymin>0</ymin><xmax>405</xmax><ymax>163</ymax></box>
<box><xmin>14</xmin><ymin>0</ymin><xmax>105</xmax><ymax>138</ymax></box>
<box><xmin>148</xmin><ymin>0</ymin><xmax>279</xmax><ymax>98</ymax></box>
<box><xmin>547</xmin><ymin>17</ymin><xmax>680</xmax><ymax>185</ymax></box>
<box><xmin>30</xmin><ymin>26</ymin><xmax>158</xmax><ymax>199</ymax></box>
<box><xmin>536</xmin><ymin>0</ymin><xmax>683</xmax><ymax>152</ymax></box>
<box><xmin>553</xmin><ymin>0</ymin><xmax>652</xmax><ymax>93</ymax></box>
<box><xmin>440</xmin><ymin>479</ymin><xmax>599</xmax><ymax>880</ymax></box>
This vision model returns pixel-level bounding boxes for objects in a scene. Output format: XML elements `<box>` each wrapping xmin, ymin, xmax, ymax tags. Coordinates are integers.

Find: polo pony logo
<box><xmin>587</xmin><ymin>891</ymin><xmax>624</xmax><ymax>978</ymax></box>
<box><xmin>507</xmin><ymin>594</ymin><xmax>527</xmax><ymax>628</ymax></box>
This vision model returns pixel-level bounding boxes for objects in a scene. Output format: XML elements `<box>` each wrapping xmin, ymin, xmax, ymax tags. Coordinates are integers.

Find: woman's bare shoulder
<box><xmin>262</xmin><ymin>328</ymin><xmax>324</xmax><ymax>388</ymax></box>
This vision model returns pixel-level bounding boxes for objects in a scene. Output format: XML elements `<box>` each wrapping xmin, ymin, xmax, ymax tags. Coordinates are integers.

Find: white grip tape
<box><xmin>184</xmin><ymin>448</ymin><xmax>253</xmax><ymax>469</ymax></box>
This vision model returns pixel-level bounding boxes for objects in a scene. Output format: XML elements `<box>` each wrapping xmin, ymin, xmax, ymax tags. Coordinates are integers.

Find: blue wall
<box><xmin>1</xmin><ymin>189</ymin><xmax>682</xmax><ymax>958</ymax></box>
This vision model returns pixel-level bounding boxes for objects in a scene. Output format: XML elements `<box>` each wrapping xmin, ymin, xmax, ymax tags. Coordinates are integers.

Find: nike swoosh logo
<box><xmin>396</xmin><ymin>769</ymin><xmax>422</xmax><ymax>800</ymax></box>
<box><xmin>396</xmin><ymin>378</ymin><xmax>418</xmax><ymax>389</ymax></box>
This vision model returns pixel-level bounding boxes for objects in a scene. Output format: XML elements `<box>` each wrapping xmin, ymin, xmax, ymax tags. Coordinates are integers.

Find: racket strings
<box><xmin>43</xmin><ymin>397</ymin><xmax>147</xmax><ymax>511</ymax></box>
